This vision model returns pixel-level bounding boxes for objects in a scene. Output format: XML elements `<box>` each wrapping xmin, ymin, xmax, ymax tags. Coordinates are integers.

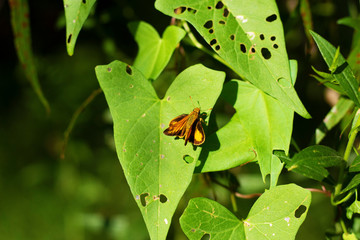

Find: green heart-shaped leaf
<box><xmin>198</xmin><ymin>80</ymin><xmax>292</xmax><ymax>184</ymax></box>
<box><xmin>129</xmin><ymin>21</ymin><xmax>186</xmax><ymax>80</ymax></box>
<box><xmin>180</xmin><ymin>184</ymin><xmax>311</xmax><ymax>240</ymax></box>
<box><xmin>155</xmin><ymin>0</ymin><xmax>310</xmax><ymax>118</ymax></box>
<box><xmin>95</xmin><ymin>62</ymin><xmax>225</xmax><ymax>240</ymax></box>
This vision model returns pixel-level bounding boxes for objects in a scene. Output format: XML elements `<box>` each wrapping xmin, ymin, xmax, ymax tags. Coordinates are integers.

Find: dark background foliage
<box><xmin>0</xmin><ymin>0</ymin><xmax>358</xmax><ymax>239</ymax></box>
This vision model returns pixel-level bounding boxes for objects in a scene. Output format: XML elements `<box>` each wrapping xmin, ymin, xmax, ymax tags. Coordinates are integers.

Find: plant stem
<box><xmin>61</xmin><ymin>88</ymin><xmax>103</xmax><ymax>159</ymax></box>
<box><xmin>340</xmin><ymin>218</ymin><xmax>348</xmax><ymax>234</ymax></box>
<box><xmin>334</xmin><ymin>109</ymin><xmax>360</xmax><ymax>197</ymax></box>
<box><xmin>230</xmin><ymin>193</ymin><xmax>238</xmax><ymax>213</ymax></box>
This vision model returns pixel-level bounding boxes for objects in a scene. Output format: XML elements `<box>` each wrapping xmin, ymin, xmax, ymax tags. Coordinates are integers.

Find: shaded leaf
<box><xmin>310</xmin><ymin>30</ymin><xmax>360</xmax><ymax>107</ymax></box>
<box><xmin>129</xmin><ymin>21</ymin><xmax>186</xmax><ymax>80</ymax></box>
<box><xmin>338</xmin><ymin>17</ymin><xmax>360</xmax><ymax>31</ymax></box>
<box><xmin>311</xmin><ymin>66</ymin><xmax>346</xmax><ymax>94</ymax></box>
<box><xmin>350</xmin><ymin>155</ymin><xmax>360</xmax><ymax>173</ymax></box>
<box><xmin>315</xmin><ymin>97</ymin><xmax>354</xmax><ymax>144</ymax></box>
<box><xmin>9</xmin><ymin>0</ymin><xmax>50</xmax><ymax>113</ymax></box>
<box><xmin>341</xmin><ymin>174</ymin><xmax>360</xmax><ymax>194</ymax></box>
<box><xmin>63</xmin><ymin>0</ymin><xmax>96</xmax><ymax>56</ymax></box>
<box><xmin>180</xmin><ymin>197</ymin><xmax>245</xmax><ymax>240</ymax></box>
<box><xmin>95</xmin><ymin>62</ymin><xmax>224</xmax><ymax>240</ymax></box>
<box><xmin>155</xmin><ymin>0</ymin><xmax>310</xmax><ymax>118</ymax></box>
<box><xmin>244</xmin><ymin>184</ymin><xmax>311</xmax><ymax>240</ymax></box>
<box><xmin>285</xmin><ymin>145</ymin><xmax>344</xmax><ymax>181</ymax></box>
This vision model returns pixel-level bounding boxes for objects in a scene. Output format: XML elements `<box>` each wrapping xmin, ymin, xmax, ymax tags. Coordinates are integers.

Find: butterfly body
<box><xmin>163</xmin><ymin>107</ymin><xmax>205</xmax><ymax>146</ymax></box>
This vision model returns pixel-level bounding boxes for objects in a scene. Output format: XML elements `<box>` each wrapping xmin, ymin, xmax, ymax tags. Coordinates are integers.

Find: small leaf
<box><xmin>350</xmin><ymin>155</ymin><xmax>360</xmax><ymax>173</ymax></box>
<box><xmin>95</xmin><ymin>62</ymin><xmax>225</xmax><ymax>240</ymax></box>
<box><xmin>9</xmin><ymin>0</ymin><xmax>50</xmax><ymax>113</ymax></box>
<box><xmin>155</xmin><ymin>0</ymin><xmax>310</xmax><ymax>118</ymax></box>
<box><xmin>244</xmin><ymin>184</ymin><xmax>311</xmax><ymax>240</ymax></box>
<box><xmin>129</xmin><ymin>21</ymin><xmax>186</xmax><ymax>80</ymax></box>
<box><xmin>63</xmin><ymin>0</ymin><xmax>96</xmax><ymax>56</ymax></box>
<box><xmin>285</xmin><ymin>145</ymin><xmax>344</xmax><ymax>181</ymax></box>
<box><xmin>315</xmin><ymin>97</ymin><xmax>354</xmax><ymax>144</ymax></box>
<box><xmin>346</xmin><ymin>191</ymin><xmax>360</xmax><ymax>219</ymax></box>
<box><xmin>180</xmin><ymin>198</ymin><xmax>245</xmax><ymax>240</ymax></box>
<box><xmin>337</xmin><ymin>17</ymin><xmax>360</xmax><ymax>31</ymax></box>
<box><xmin>343</xmin><ymin>232</ymin><xmax>358</xmax><ymax>240</ymax></box>
<box><xmin>341</xmin><ymin>174</ymin><xmax>360</xmax><ymax>194</ymax></box>
<box><xmin>310</xmin><ymin>30</ymin><xmax>360</xmax><ymax>107</ymax></box>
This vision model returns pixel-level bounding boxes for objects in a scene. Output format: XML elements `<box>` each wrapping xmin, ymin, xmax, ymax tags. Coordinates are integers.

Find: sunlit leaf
<box><xmin>199</xmin><ymin>80</ymin><xmax>293</xmax><ymax>182</ymax></box>
<box><xmin>155</xmin><ymin>0</ymin><xmax>310</xmax><ymax>118</ymax></box>
<box><xmin>179</xmin><ymin>184</ymin><xmax>311</xmax><ymax>240</ymax></box>
<box><xmin>244</xmin><ymin>184</ymin><xmax>311</xmax><ymax>240</ymax></box>
<box><xmin>63</xmin><ymin>0</ymin><xmax>96</xmax><ymax>56</ymax></box>
<box><xmin>284</xmin><ymin>145</ymin><xmax>344</xmax><ymax>181</ymax></box>
<box><xmin>95</xmin><ymin>62</ymin><xmax>225</xmax><ymax>240</ymax></box>
<box><xmin>180</xmin><ymin>197</ymin><xmax>245</xmax><ymax>240</ymax></box>
<box><xmin>129</xmin><ymin>21</ymin><xmax>186</xmax><ymax>80</ymax></box>
<box><xmin>9</xmin><ymin>0</ymin><xmax>50</xmax><ymax>113</ymax></box>
<box><xmin>310</xmin><ymin>30</ymin><xmax>360</xmax><ymax>107</ymax></box>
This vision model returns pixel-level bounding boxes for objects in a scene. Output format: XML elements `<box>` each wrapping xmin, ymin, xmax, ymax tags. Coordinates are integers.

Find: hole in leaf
<box><xmin>251</xmin><ymin>46</ymin><xmax>256</xmax><ymax>53</ymax></box>
<box><xmin>260</xmin><ymin>34</ymin><xmax>265</xmax><ymax>40</ymax></box>
<box><xmin>240</xmin><ymin>44</ymin><xmax>246</xmax><ymax>53</ymax></box>
<box><xmin>209</xmin><ymin>29</ymin><xmax>214</xmax><ymax>34</ymax></box>
<box><xmin>126</xmin><ymin>65</ymin><xmax>132</xmax><ymax>75</ymax></box>
<box><xmin>270</xmin><ymin>36</ymin><xmax>276</xmax><ymax>41</ymax></box>
<box><xmin>219</xmin><ymin>20</ymin><xmax>226</xmax><ymax>25</ymax></box>
<box><xmin>140</xmin><ymin>193</ymin><xmax>149</xmax><ymax>207</ymax></box>
<box><xmin>187</xmin><ymin>7</ymin><xmax>197</xmax><ymax>14</ymax></box>
<box><xmin>159</xmin><ymin>194</ymin><xmax>168</xmax><ymax>203</ymax></box>
<box><xmin>295</xmin><ymin>205</ymin><xmax>307</xmax><ymax>218</ymax></box>
<box><xmin>261</xmin><ymin>48</ymin><xmax>271</xmax><ymax>59</ymax></box>
<box><xmin>215</xmin><ymin>1</ymin><xmax>224</xmax><ymax>9</ymax></box>
<box><xmin>201</xmin><ymin>233</ymin><xmax>210</xmax><ymax>240</ymax></box>
<box><xmin>183</xmin><ymin>155</ymin><xmax>194</xmax><ymax>164</ymax></box>
<box><xmin>191</xmin><ymin>229</ymin><xmax>196</xmax><ymax>232</ymax></box>
<box><xmin>174</xmin><ymin>6</ymin><xmax>186</xmax><ymax>14</ymax></box>
<box><xmin>266</xmin><ymin>14</ymin><xmax>277</xmax><ymax>22</ymax></box>
<box><xmin>273</xmin><ymin>44</ymin><xmax>278</xmax><ymax>49</ymax></box>
<box><xmin>215</xmin><ymin>45</ymin><xmax>221</xmax><ymax>51</ymax></box>
<box><xmin>230</xmin><ymin>34</ymin><xmax>235</xmax><ymax>40</ymax></box>
<box><xmin>203</xmin><ymin>20</ymin><xmax>213</xmax><ymax>29</ymax></box>
<box><xmin>107</xmin><ymin>67</ymin><xmax>112</xmax><ymax>72</ymax></box>
<box><xmin>67</xmin><ymin>34</ymin><xmax>72</xmax><ymax>44</ymax></box>
<box><xmin>82</xmin><ymin>0</ymin><xmax>86</xmax><ymax>3</ymax></box>
<box><xmin>207</xmin><ymin>6</ymin><xmax>212</xmax><ymax>10</ymax></box>
<box><xmin>223</xmin><ymin>8</ymin><xmax>229</xmax><ymax>17</ymax></box>
<box><xmin>210</xmin><ymin>39</ymin><xmax>217</xmax><ymax>46</ymax></box>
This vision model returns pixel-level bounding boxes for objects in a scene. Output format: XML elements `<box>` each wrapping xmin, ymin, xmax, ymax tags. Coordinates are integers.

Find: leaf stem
<box><xmin>340</xmin><ymin>218</ymin><xmax>348</xmax><ymax>234</ymax></box>
<box><xmin>61</xmin><ymin>88</ymin><xmax>103</xmax><ymax>159</ymax></box>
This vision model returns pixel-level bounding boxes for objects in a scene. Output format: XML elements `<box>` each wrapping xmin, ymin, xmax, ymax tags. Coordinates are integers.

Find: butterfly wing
<box><xmin>192</xmin><ymin>119</ymin><xmax>205</xmax><ymax>145</ymax></box>
<box><xmin>163</xmin><ymin>114</ymin><xmax>189</xmax><ymax>137</ymax></box>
